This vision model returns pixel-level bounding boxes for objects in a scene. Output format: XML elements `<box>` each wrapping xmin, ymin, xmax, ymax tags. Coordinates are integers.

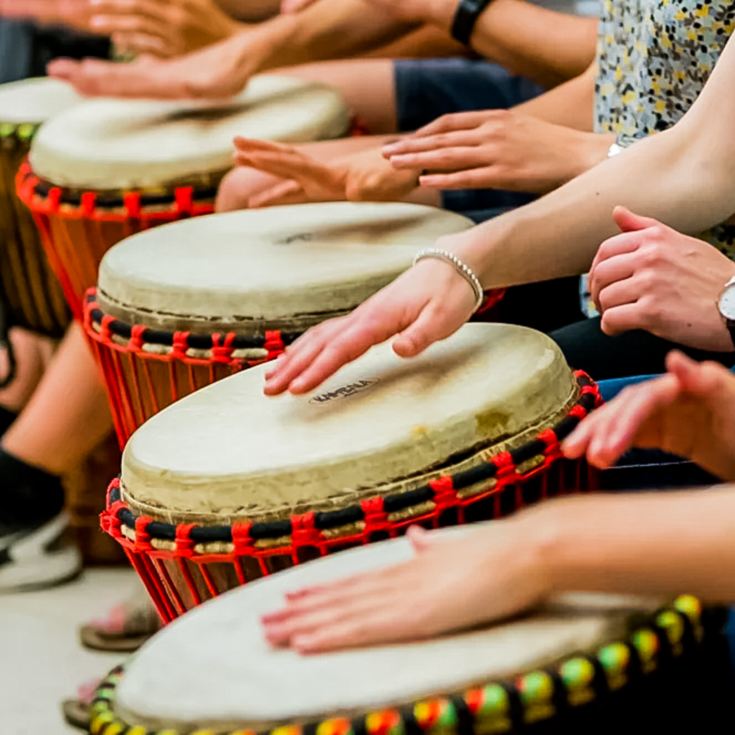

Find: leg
<box><xmin>278</xmin><ymin>59</ymin><xmax>398</xmax><ymax>133</ymax></box>
<box><xmin>0</xmin><ymin>327</ymin><xmax>56</xmax><ymax>416</ymax></box>
<box><xmin>2</xmin><ymin>322</ymin><xmax>112</xmax><ymax>475</ymax></box>
<box><xmin>551</xmin><ymin>317</ymin><xmax>735</xmax><ymax>378</ymax></box>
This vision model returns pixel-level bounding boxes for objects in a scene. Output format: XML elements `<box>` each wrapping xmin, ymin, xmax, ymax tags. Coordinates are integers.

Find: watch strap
<box><xmin>726</xmin><ymin>320</ymin><xmax>735</xmax><ymax>350</ymax></box>
<box><xmin>451</xmin><ymin>0</ymin><xmax>495</xmax><ymax>45</ymax></box>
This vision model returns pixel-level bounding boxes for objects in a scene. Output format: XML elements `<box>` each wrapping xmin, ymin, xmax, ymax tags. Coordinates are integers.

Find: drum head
<box><xmin>0</xmin><ymin>78</ymin><xmax>80</xmax><ymax>125</ymax></box>
<box><xmin>96</xmin><ymin>202</ymin><xmax>473</xmax><ymax>333</ymax></box>
<box><xmin>29</xmin><ymin>75</ymin><xmax>349</xmax><ymax>190</ymax></box>
<box><xmin>115</xmin><ymin>528</ymin><xmax>659</xmax><ymax>731</ymax></box>
<box><xmin>121</xmin><ymin>323</ymin><xmax>577</xmax><ymax>522</ymax></box>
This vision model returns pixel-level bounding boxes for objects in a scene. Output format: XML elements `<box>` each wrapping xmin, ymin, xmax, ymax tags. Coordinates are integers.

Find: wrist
<box><xmin>581</xmin><ymin>132</ymin><xmax>615</xmax><ymax>174</ymax></box>
<box><xmin>422</xmin><ymin>0</ymin><xmax>459</xmax><ymax>29</ymax></box>
<box><xmin>246</xmin><ymin>13</ymin><xmax>300</xmax><ymax>71</ymax></box>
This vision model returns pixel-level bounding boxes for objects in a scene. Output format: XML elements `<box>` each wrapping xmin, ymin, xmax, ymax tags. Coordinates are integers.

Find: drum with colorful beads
<box><xmin>16</xmin><ymin>75</ymin><xmax>350</xmax><ymax>321</ymax></box>
<box><xmin>90</xmin><ymin>530</ymin><xmax>725</xmax><ymax>735</ymax></box>
<box><xmin>84</xmin><ymin>202</ymin><xmax>474</xmax><ymax>445</ymax></box>
<box><xmin>101</xmin><ymin>322</ymin><xmax>599</xmax><ymax>620</ymax></box>
<box><xmin>0</xmin><ymin>78</ymin><xmax>79</xmax><ymax>337</ymax></box>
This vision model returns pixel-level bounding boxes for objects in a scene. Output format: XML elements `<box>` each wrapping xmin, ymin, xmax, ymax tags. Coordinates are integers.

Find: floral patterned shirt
<box><xmin>594</xmin><ymin>0</ymin><xmax>735</xmax><ymax>254</ymax></box>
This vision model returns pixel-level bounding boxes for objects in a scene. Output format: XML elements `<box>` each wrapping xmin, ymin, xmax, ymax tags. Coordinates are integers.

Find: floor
<box><xmin>1</xmin><ymin>568</ymin><xmax>143</xmax><ymax>735</ymax></box>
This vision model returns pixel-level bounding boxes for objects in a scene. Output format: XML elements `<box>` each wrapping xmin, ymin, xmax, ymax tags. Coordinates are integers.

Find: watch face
<box><xmin>719</xmin><ymin>283</ymin><xmax>735</xmax><ymax>321</ymax></box>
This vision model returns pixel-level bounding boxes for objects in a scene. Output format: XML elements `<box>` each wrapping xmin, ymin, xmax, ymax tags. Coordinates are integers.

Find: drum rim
<box><xmin>85</xmin><ymin>288</ymin><xmax>304</xmax><ymax>353</ymax></box>
<box><xmin>16</xmin><ymin>160</ymin><xmax>219</xmax><ymax>212</ymax></box>
<box><xmin>101</xmin><ymin>373</ymin><xmax>599</xmax><ymax>551</ymax></box>
<box><xmin>88</xmin><ymin>594</ymin><xmax>710</xmax><ymax>735</ymax></box>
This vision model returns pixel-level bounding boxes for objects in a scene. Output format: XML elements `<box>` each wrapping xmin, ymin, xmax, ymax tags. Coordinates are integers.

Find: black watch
<box><xmin>451</xmin><ymin>0</ymin><xmax>495</xmax><ymax>45</ymax></box>
<box><xmin>717</xmin><ymin>276</ymin><xmax>735</xmax><ymax>349</ymax></box>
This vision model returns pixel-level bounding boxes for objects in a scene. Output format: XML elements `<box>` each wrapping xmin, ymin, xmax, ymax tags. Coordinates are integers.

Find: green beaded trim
<box><xmin>0</xmin><ymin>122</ymin><xmax>38</xmax><ymax>147</ymax></box>
<box><xmin>89</xmin><ymin>595</ymin><xmax>705</xmax><ymax>735</ymax></box>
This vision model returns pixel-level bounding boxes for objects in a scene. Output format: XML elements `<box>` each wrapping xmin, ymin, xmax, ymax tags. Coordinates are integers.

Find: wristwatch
<box><xmin>451</xmin><ymin>0</ymin><xmax>495</xmax><ymax>45</ymax></box>
<box><xmin>717</xmin><ymin>274</ymin><xmax>735</xmax><ymax>349</ymax></box>
<box><xmin>607</xmin><ymin>134</ymin><xmax>640</xmax><ymax>158</ymax></box>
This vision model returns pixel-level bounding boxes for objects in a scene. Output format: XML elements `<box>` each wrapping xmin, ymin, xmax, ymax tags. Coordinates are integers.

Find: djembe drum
<box><xmin>84</xmin><ymin>202</ymin><xmax>473</xmax><ymax>445</ymax></box>
<box><xmin>102</xmin><ymin>322</ymin><xmax>600</xmax><ymax>621</ymax></box>
<box><xmin>90</xmin><ymin>531</ymin><xmax>728</xmax><ymax>735</ymax></box>
<box><xmin>0</xmin><ymin>78</ymin><xmax>79</xmax><ymax>338</ymax></box>
<box><xmin>16</xmin><ymin>75</ymin><xmax>350</xmax><ymax>320</ymax></box>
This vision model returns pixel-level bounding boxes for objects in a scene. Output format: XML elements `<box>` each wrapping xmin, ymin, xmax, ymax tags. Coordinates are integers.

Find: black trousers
<box><xmin>551</xmin><ymin>316</ymin><xmax>735</xmax><ymax>379</ymax></box>
<box><xmin>0</xmin><ymin>19</ymin><xmax>109</xmax><ymax>84</ymax></box>
<box><xmin>493</xmin><ymin>278</ymin><xmax>735</xmax><ymax>380</ymax></box>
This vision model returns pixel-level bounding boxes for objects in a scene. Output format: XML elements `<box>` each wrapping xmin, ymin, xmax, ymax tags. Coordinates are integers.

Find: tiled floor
<box><xmin>1</xmin><ymin>568</ymin><xmax>143</xmax><ymax>734</ymax></box>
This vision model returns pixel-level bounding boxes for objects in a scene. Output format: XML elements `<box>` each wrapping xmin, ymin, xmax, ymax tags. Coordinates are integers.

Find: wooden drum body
<box><xmin>84</xmin><ymin>202</ymin><xmax>474</xmax><ymax>445</ymax></box>
<box><xmin>90</xmin><ymin>534</ymin><xmax>725</xmax><ymax>735</ymax></box>
<box><xmin>17</xmin><ymin>75</ymin><xmax>351</xmax><ymax>320</ymax></box>
<box><xmin>0</xmin><ymin>78</ymin><xmax>79</xmax><ymax>336</ymax></box>
<box><xmin>101</xmin><ymin>323</ymin><xmax>600</xmax><ymax>620</ymax></box>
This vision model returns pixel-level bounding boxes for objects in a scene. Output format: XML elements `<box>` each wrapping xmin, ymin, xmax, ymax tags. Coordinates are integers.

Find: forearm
<box><xmin>450</xmin><ymin>122</ymin><xmax>735</xmax><ymax>289</ymax></box>
<box><xmin>523</xmin><ymin>487</ymin><xmax>735</xmax><ymax>603</ymax></box>
<box><xmin>513</xmin><ymin>63</ymin><xmax>598</xmax><ymax>130</ymax></box>
<box><xmin>244</xmin><ymin>0</ymin><xmax>414</xmax><ymax>72</ymax></box>
<box><xmin>450</xmin><ymin>33</ymin><xmax>735</xmax><ymax>289</ymax></box>
<box><xmin>216</xmin><ymin>0</ymin><xmax>280</xmax><ymax>22</ymax></box>
<box><xmin>417</xmin><ymin>0</ymin><xmax>597</xmax><ymax>86</ymax></box>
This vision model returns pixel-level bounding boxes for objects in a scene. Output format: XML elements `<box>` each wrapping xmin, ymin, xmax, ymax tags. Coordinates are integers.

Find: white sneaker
<box><xmin>0</xmin><ymin>511</ymin><xmax>82</xmax><ymax>592</ymax></box>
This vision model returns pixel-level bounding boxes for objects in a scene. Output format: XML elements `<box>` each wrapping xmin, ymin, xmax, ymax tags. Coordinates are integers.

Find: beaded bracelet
<box><xmin>413</xmin><ymin>248</ymin><xmax>485</xmax><ymax>312</ymax></box>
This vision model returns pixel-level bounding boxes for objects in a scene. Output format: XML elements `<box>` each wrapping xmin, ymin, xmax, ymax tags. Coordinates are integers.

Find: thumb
<box><xmin>666</xmin><ymin>350</ymin><xmax>728</xmax><ymax>398</ymax></box>
<box><xmin>407</xmin><ymin>525</ymin><xmax>432</xmax><ymax>553</ymax></box>
<box><xmin>613</xmin><ymin>206</ymin><xmax>661</xmax><ymax>234</ymax></box>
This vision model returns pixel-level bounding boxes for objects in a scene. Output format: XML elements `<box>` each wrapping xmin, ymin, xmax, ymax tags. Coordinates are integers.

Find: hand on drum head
<box><xmin>261</xmin><ymin>524</ymin><xmax>547</xmax><ymax>653</ymax></box>
<box><xmin>263</xmin><ymin>256</ymin><xmax>477</xmax><ymax>396</ymax></box>
<box><xmin>233</xmin><ymin>138</ymin><xmax>420</xmax><ymax>208</ymax></box>
<box><xmin>48</xmin><ymin>31</ymin><xmax>253</xmax><ymax>98</ymax></box>
<box><xmin>381</xmin><ymin>109</ymin><xmax>611</xmax><ymax>194</ymax></box>
<box><xmin>84</xmin><ymin>0</ymin><xmax>242</xmax><ymax>58</ymax></box>
<box><xmin>563</xmin><ymin>350</ymin><xmax>735</xmax><ymax>480</ymax></box>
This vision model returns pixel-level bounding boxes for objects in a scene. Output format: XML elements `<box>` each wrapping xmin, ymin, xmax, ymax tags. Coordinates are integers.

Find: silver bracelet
<box><xmin>413</xmin><ymin>248</ymin><xmax>485</xmax><ymax>312</ymax></box>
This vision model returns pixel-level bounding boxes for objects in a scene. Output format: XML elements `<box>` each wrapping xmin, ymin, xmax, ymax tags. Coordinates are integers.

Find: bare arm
<box><xmin>260</xmin><ymin>485</ymin><xmax>735</xmax><ymax>653</ymax></box>
<box><xmin>513</xmin><ymin>62</ymin><xmax>598</xmax><ymax>130</ymax></box>
<box><xmin>215</xmin><ymin>0</ymin><xmax>281</xmax><ymax>22</ymax></box>
<box><xmin>450</xmin><ymin>32</ymin><xmax>735</xmax><ymax>289</ymax></box>
<box><xmin>532</xmin><ymin>487</ymin><xmax>735</xmax><ymax>602</ymax></box>
<box><xmin>412</xmin><ymin>0</ymin><xmax>597</xmax><ymax>87</ymax></box>
<box><xmin>244</xmin><ymin>0</ymin><xmax>415</xmax><ymax>72</ymax></box>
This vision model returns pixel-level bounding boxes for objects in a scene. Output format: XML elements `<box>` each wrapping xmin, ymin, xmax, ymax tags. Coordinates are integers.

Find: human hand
<box><xmin>85</xmin><ymin>0</ymin><xmax>242</xmax><ymax>58</ymax></box>
<box><xmin>589</xmin><ymin>207</ymin><xmax>735</xmax><ymax>351</ymax></box>
<box><xmin>563</xmin><ymin>350</ymin><xmax>735</xmax><ymax>479</ymax></box>
<box><xmin>0</xmin><ymin>0</ymin><xmax>95</xmax><ymax>32</ymax></box>
<box><xmin>263</xmin><ymin>251</ymin><xmax>478</xmax><ymax>395</ymax></box>
<box><xmin>382</xmin><ymin>109</ymin><xmax>610</xmax><ymax>193</ymax></box>
<box><xmin>261</xmin><ymin>523</ymin><xmax>548</xmax><ymax>653</ymax></box>
<box><xmin>234</xmin><ymin>138</ymin><xmax>420</xmax><ymax>207</ymax></box>
<box><xmin>48</xmin><ymin>29</ymin><xmax>253</xmax><ymax>97</ymax></box>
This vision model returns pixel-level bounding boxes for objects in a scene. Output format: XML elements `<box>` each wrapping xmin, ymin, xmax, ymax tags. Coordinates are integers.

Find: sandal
<box><xmin>79</xmin><ymin>591</ymin><xmax>161</xmax><ymax>653</ymax></box>
<box><xmin>61</xmin><ymin>678</ymin><xmax>98</xmax><ymax>731</ymax></box>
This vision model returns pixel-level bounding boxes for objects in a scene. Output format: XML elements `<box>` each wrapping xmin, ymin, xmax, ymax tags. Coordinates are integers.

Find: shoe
<box><xmin>0</xmin><ymin>511</ymin><xmax>82</xmax><ymax>592</ymax></box>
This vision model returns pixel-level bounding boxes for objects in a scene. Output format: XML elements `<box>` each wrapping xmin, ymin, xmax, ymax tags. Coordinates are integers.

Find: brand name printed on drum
<box><xmin>279</xmin><ymin>232</ymin><xmax>315</xmax><ymax>244</ymax></box>
<box><xmin>310</xmin><ymin>379</ymin><xmax>379</xmax><ymax>404</ymax></box>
